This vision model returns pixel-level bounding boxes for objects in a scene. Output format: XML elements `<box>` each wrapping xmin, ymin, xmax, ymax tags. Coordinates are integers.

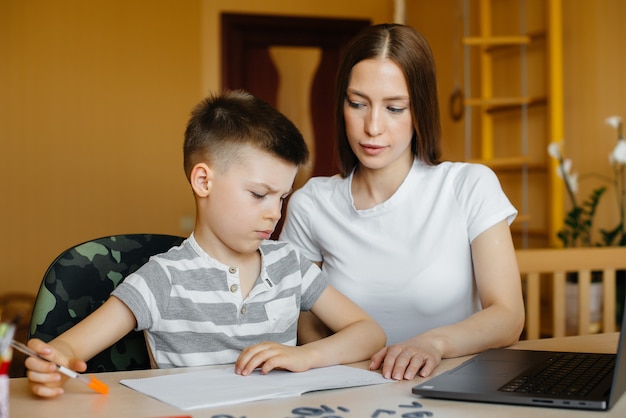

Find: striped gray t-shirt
<box><xmin>111</xmin><ymin>234</ymin><xmax>329</xmax><ymax>368</ymax></box>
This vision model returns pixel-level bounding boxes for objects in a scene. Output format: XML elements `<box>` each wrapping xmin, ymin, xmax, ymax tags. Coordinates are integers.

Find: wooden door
<box><xmin>221</xmin><ymin>13</ymin><xmax>370</xmax><ymax>178</ymax></box>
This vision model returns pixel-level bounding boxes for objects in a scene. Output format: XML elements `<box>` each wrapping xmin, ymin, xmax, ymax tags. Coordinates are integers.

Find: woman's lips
<box><xmin>361</xmin><ymin>143</ymin><xmax>386</xmax><ymax>156</ymax></box>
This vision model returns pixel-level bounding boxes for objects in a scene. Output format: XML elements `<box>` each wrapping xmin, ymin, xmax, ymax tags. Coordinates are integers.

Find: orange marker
<box><xmin>10</xmin><ymin>340</ymin><xmax>109</xmax><ymax>394</ymax></box>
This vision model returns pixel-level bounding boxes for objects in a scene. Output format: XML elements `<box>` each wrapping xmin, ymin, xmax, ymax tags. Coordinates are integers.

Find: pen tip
<box><xmin>88</xmin><ymin>375</ymin><xmax>109</xmax><ymax>395</ymax></box>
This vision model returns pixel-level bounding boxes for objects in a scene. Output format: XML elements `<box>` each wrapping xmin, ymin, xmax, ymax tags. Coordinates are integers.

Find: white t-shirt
<box><xmin>280</xmin><ymin>158</ymin><xmax>517</xmax><ymax>345</ymax></box>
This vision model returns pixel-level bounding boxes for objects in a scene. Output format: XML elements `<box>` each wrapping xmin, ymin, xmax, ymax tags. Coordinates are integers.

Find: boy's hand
<box><xmin>25</xmin><ymin>338</ymin><xmax>87</xmax><ymax>398</ymax></box>
<box><xmin>234</xmin><ymin>342</ymin><xmax>313</xmax><ymax>376</ymax></box>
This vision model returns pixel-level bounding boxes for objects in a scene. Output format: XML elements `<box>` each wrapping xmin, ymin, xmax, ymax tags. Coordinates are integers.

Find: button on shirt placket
<box><xmin>227</xmin><ymin>266</ymin><xmax>247</xmax><ymax>316</ymax></box>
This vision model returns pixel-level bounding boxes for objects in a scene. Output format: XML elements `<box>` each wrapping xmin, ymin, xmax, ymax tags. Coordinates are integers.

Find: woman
<box><xmin>280</xmin><ymin>23</ymin><xmax>525</xmax><ymax>381</ymax></box>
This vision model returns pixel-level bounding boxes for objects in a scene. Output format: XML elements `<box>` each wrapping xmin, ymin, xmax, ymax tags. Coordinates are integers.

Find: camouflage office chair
<box><xmin>28</xmin><ymin>234</ymin><xmax>185</xmax><ymax>374</ymax></box>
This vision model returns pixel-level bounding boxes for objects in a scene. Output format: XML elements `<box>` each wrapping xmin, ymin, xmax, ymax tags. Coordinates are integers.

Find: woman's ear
<box><xmin>190</xmin><ymin>163</ymin><xmax>213</xmax><ymax>197</ymax></box>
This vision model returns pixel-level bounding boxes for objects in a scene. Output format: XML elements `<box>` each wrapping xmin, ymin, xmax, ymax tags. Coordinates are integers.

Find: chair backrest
<box><xmin>516</xmin><ymin>247</ymin><xmax>626</xmax><ymax>339</ymax></box>
<box><xmin>28</xmin><ymin>234</ymin><xmax>185</xmax><ymax>374</ymax></box>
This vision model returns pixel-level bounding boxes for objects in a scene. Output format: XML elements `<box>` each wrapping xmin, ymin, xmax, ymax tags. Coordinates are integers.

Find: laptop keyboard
<box><xmin>498</xmin><ymin>353</ymin><xmax>615</xmax><ymax>397</ymax></box>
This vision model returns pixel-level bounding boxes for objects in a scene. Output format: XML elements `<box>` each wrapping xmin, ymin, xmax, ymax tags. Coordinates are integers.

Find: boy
<box><xmin>25</xmin><ymin>90</ymin><xmax>386</xmax><ymax>398</ymax></box>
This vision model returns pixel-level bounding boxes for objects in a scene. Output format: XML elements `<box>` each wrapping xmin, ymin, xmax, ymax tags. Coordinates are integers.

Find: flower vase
<box><xmin>566</xmin><ymin>281</ymin><xmax>603</xmax><ymax>335</ymax></box>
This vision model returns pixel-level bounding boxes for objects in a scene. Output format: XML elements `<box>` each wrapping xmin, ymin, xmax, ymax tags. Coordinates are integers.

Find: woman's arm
<box><xmin>371</xmin><ymin>220</ymin><xmax>525</xmax><ymax>380</ymax></box>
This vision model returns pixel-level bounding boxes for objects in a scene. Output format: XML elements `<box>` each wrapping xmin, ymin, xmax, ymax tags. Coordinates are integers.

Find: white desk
<box><xmin>8</xmin><ymin>333</ymin><xmax>623</xmax><ymax>417</ymax></box>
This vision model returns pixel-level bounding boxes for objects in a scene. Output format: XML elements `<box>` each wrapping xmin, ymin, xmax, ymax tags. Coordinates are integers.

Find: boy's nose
<box><xmin>267</xmin><ymin>200</ymin><xmax>283</xmax><ymax>221</ymax></box>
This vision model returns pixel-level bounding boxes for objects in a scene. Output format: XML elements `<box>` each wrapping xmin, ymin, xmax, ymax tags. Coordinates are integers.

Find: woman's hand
<box><xmin>369</xmin><ymin>335</ymin><xmax>442</xmax><ymax>380</ymax></box>
<box><xmin>25</xmin><ymin>338</ymin><xmax>87</xmax><ymax>398</ymax></box>
<box><xmin>235</xmin><ymin>342</ymin><xmax>313</xmax><ymax>376</ymax></box>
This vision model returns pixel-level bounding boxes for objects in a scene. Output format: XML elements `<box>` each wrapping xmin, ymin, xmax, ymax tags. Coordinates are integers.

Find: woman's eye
<box><xmin>388</xmin><ymin>106</ymin><xmax>406</xmax><ymax>114</ymax></box>
<box><xmin>251</xmin><ymin>192</ymin><xmax>266</xmax><ymax>199</ymax></box>
<box><xmin>347</xmin><ymin>100</ymin><xmax>364</xmax><ymax>109</ymax></box>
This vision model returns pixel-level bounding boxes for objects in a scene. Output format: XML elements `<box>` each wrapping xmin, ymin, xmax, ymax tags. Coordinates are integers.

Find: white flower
<box><xmin>605</xmin><ymin>116</ymin><xmax>623</xmax><ymax>129</ymax></box>
<box><xmin>547</xmin><ymin>141</ymin><xmax>562</xmax><ymax>159</ymax></box>
<box><xmin>548</xmin><ymin>116</ymin><xmax>626</xmax><ymax>246</ymax></box>
<box><xmin>557</xmin><ymin>158</ymin><xmax>578</xmax><ymax>193</ymax></box>
<box><xmin>548</xmin><ymin>141</ymin><xmax>579</xmax><ymax>193</ymax></box>
<box><xmin>566</xmin><ymin>171</ymin><xmax>579</xmax><ymax>194</ymax></box>
<box><xmin>558</xmin><ymin>158</ymin><xmax>572</xmax><ymax>178</ymax></box>
<box><xmin>551</xmin><ymin>149</ymin><xmax>578</xmax><ymax>193</ymax></box>
<box><xmin>611</xmin><ymin>138</ymin><xmax>626</xmax><ymax>164</ymax></box>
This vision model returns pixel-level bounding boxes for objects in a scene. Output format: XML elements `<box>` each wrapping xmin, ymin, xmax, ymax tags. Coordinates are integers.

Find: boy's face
<box><xmin>196</xmin><ymin>144</ymin><xmax>298</xmax><ymax>258</ymax></box>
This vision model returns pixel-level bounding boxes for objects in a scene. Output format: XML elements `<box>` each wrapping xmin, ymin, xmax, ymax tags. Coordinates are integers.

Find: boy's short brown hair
<box><xmin>183</xmin><ymin>90</ymin><xmax>309</xmax><ymax>180</ymax></box>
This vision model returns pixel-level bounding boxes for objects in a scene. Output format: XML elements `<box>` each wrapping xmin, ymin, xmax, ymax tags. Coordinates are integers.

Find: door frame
<box><xmin>221</xmin><ymin>13</ymin><xmax>370</xmax><ymax>92</ymax></box>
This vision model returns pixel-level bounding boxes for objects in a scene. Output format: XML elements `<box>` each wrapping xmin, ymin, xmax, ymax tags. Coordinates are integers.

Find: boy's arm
<box><xmin>235</xmin><ymin>286</ymin><xmax>386</xmax><ymax>375</ymax></box>
<box><xmin>296</xmin><ymin>311</ymin><xmax>331</xmax><ymax>344</ymax></box>
<box><xmin>26</xmin><ymin>296</ymin><xmax>136</xmax><ymax>398</ymax></box>
<box><xmin>296</xmin><ymin>261</ymin><xmax>333</xmax><ymax>345</ymax></box>
<box><xmin>304</xmin><ymin>286</ymin><xmax>386</xmax><ymax>367</ymax></box>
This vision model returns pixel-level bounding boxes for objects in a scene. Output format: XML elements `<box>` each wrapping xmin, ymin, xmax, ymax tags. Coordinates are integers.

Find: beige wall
<box><xmin>0</xmin><ymin>0</ymin><xmax>203</xmax><ymax>295</ymax></box>
<box><xmin>0</xmin><ymin>0</ymin><xmax>392</xmax><ymax>296</ymax></box>
<box><xmin>406</xmin><ymin>0</ymin><xmax>466</xmax><ymax>162</ymax></box>
<box><xmin>562</xmin><ymin>0</ymin><xmax>626</xmax><ymax>238</ymax></box>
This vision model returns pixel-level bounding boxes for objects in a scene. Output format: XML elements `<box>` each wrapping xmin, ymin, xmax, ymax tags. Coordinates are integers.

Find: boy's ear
<box><xmin>190</xmin><ymin>163</ymin><xmax>213</xmax><ymax>197</ymax></box>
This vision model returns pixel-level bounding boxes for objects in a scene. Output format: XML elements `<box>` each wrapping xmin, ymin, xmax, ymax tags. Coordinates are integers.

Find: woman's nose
<box><xmin>365</xmin><ymin>110</ymin><xmax>383</xmax><ymax>137</ymax></box>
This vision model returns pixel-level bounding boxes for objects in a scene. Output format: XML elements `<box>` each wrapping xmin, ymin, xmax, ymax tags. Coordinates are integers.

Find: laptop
<box><xmin>412</xmin><ymin>295</ymin><xmax>626</xmax><ymax>411</ymax></box>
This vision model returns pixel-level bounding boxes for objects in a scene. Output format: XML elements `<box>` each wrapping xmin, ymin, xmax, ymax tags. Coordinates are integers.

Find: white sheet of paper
<box><xmin>120</xmin><ymin>364</ymin><xmax>391</xmax><ymax>410</ymax></box>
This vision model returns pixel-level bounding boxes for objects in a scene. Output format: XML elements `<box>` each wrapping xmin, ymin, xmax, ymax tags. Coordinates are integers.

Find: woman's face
<box><xmin>343</xmin><ymin>58</ymin><xmax>414</xmax><ymax>173</ymax></box>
